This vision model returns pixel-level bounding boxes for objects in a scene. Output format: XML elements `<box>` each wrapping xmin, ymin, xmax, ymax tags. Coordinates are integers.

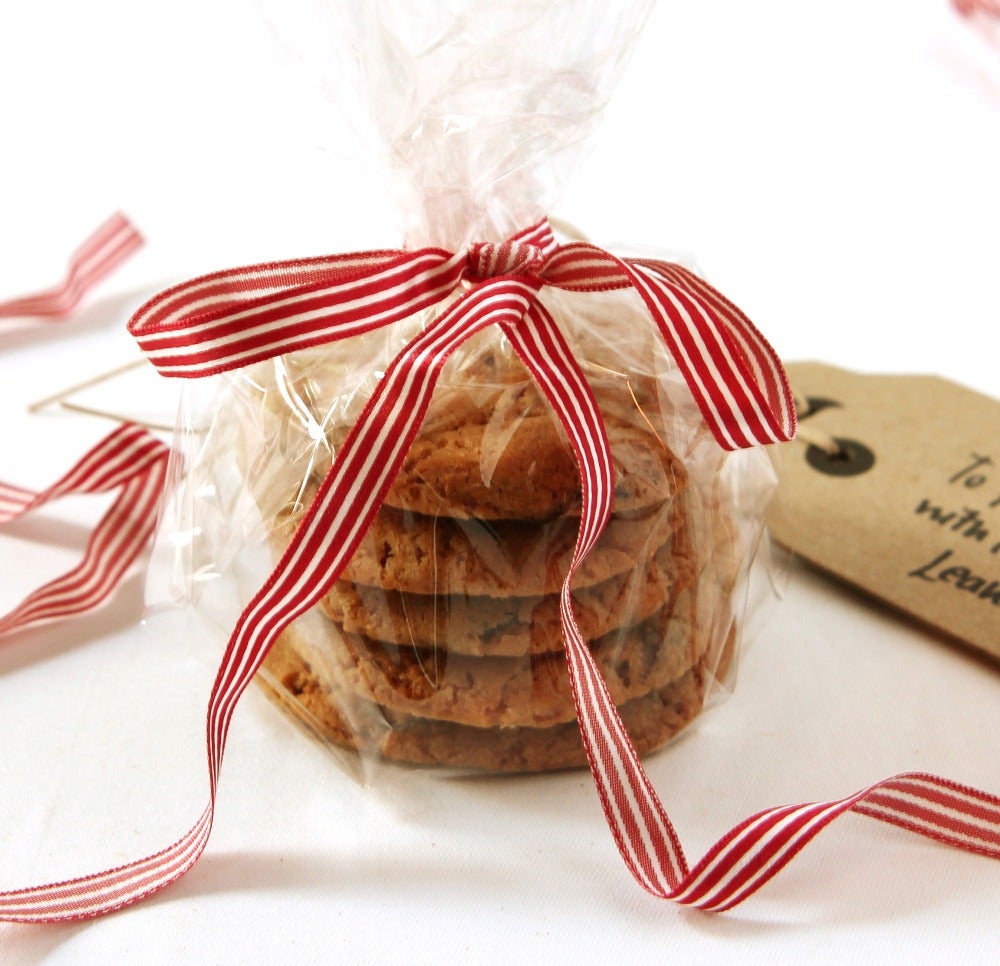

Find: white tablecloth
<box><xmin>1</xmin><ymin>1</ymin><xmax>998</xmax><ymax>962</ymax></box>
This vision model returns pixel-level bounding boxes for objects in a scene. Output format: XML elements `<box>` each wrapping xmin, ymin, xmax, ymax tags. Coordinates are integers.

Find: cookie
<box><xmin>260</xmin><ymin>622</ymin><xmax>704</xmax><ymax>772</ymax></box>
<box><xmin>378</xmin><ymin>667</ymin><xmax>705</xmax><ymax>772</ymax></box>
<box><xmin>298</xmin><ymin>595</ymin><xmax>698</xmax><ymax>728</ymax></box>
<box><xmin>370</xmin><ymin>375</ymin><xmax>682</xmax><ymax>519</ymax></box>
<box><xmin>255</xmin><ymin>349</ymin><xmax>684</xmax><ymax>520</ymax></box>
<box><xmin>321</xmin><ymin>539</ymin><xmax>695</xmax><ymax>657</ymax></box>
<box><xmin>300</xmin><ymin>499</ymin><xmax>686</xmax><ymax>598</ymax></box>
<box><xmin>260</xmin><ymin>640</ymin><xmax>362</xmax><ymax>752</ymax></box>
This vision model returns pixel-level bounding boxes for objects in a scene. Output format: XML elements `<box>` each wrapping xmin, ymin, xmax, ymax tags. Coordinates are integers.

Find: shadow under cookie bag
<box><xmin>1</xmin><ymin>0</ymin><xmax>997</xmax><ymax>923</ymax></box>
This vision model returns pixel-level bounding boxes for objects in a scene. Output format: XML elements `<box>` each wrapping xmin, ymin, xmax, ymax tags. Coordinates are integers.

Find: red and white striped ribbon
<box><xmin>2</xmin><ymin>219</ymin><xmax>998</xmax><ymax>922</ymax></box>
<box><xmin>128</xmin><ymin>220</ymin><xmax>793</xmax><ymax>452</ymax></box>
<box><xmin>954</xmin><ymin>0</ymin><xmax>1000</xmax><ymax>17</ymax></box>
<box><xmin>0</xmin><ymin>424</ymin><xmax>169</xmax><ymax>639</ymax></box>
<box><xmin>0</xmin><ymin>213</ymin><xmax>143</xmax><ymax>320</ymax></box>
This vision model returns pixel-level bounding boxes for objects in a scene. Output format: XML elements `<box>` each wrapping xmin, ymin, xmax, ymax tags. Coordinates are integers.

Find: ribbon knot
<box><xmin>466</xmin><ymin>240</ymin><xmax>545</xmax><ymax>281</ymax></box>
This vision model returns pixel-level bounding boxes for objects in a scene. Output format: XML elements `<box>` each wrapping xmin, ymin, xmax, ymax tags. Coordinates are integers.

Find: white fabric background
<box><xmin>1</xmin><ymin>1</ymin><xmax>998</xmax><ymax>962</ymax></box>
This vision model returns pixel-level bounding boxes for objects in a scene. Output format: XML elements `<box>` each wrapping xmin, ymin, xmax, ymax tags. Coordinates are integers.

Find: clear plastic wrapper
<box><xmin>145</xmin><ymin>0</ymin><xmax>778</xmax><ymax>778</ymax></box>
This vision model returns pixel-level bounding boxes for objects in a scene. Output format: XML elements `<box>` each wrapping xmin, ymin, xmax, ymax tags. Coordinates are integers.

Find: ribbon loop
<box><xmin>128</xmin><ymin>249</ymin><xmax>465</xmax><ymax>379</ymax></box>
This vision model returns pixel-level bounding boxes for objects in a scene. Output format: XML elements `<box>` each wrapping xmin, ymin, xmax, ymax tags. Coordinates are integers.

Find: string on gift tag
<box><xmin>789</xmin><ymin>389</ymin><xmax>843</xmax><ymax>458</ymax></box>
<box><xmin>27</xmin><ymin>357</ymin><xmax>176</xmax><ymax>433</ymax></box>
<box><xmin>789</xmin><ymin>388</ymin><xmax>879</xmax><ymax>478</ymax></box>
<box><xmin>1</xmin><ymin>218</ymin><xmax>998</xmax><ymax>923</ymax></box>
<box><xmin>1</xmin><ymin>213</ymin><xmax>166</xmax><ymax>429</ymax></box>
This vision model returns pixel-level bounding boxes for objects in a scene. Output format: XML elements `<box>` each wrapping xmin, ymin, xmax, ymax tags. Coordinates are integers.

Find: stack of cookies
<box><xmin>246</xmin><ymin>344</ymin><xmax>721</xmax><ymax>772</ymax></box>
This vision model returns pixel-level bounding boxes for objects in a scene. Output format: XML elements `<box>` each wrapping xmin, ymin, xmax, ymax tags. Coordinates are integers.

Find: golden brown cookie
<box><xmin>260</xmin><ymin>640</ymin><xmax>362</xmax><ymax>753</ymax></box>
<box><xmin>377</xmin><ymin>667</ymin><xmax>704</xmax><ymax>772</ymax></box>
<box><xmin>372</xmin><ymin>377</ymin><xmax>682</xmax><ymax>520</ymax></box>
<box><xmin>298</xmin><ymin>595</ymin><xmax>699</xmax><ymax>728</ymax></box>
<box><xmin>260</xmin><ymin>622</ymin><xmax>704</xmax><ymax>773</ymax></box>
<box><xmin>321</xmin><ymin>539</ymin><xmax>695</xmax><ymax>657</ymax></box>
<box><xmin>329</xmin><ymin>501</ymin><xmax>684</xmax><ymax>598</ymax></box>
<box><xmin>252</xmin><ymin>350</ymin><xmax>684</xmax><ymax>520</ymax></box>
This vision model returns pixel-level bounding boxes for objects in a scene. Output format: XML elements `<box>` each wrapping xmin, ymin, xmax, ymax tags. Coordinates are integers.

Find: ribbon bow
<box><xmin>128</xmin><ymin>219</ymin><xmax>795</xmax><ymax>450</ymax></box>
<box><xmin>4</xmin><ymin>218</ymin><xmax>997</xmax><ymax>922</ymax></box>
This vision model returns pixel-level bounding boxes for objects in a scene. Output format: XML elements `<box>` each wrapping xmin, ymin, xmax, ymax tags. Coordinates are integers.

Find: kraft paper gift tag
<box><xmin>768</xmin><ymin>361</ymin><xmax>1000</xmax><ymax>663</ymax></box>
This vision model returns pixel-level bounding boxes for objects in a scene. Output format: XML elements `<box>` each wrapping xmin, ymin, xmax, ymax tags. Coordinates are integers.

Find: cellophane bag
<box><xmin>145</xmin><ymin>0</ymin><xmax>778</xmax><ymax>780</ymax></box>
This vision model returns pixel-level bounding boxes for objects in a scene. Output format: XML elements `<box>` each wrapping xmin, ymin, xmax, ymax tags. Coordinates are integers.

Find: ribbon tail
<box><xmin>669</xmin><ymin>771</ymin><xmax>1000</xmax><ymax>912</ymax></box>
<box><xmin>501</xmin><ymin>301</ymin><xmax>690</xmax><ymax>895</ymax></box>
<box><xmin>500</xmin><ymin>301</ymin><xmax>1000</xmax><ymax>914</ymax></box>
<box><xmin>625</xmin><ymin>259</ymin><xmax>796</xmax><ymax>450</ymax></box>
<box><xmin>0</xmin><ymin>807</ymin><xmax>213</xmax><ymax>923</ymax></box>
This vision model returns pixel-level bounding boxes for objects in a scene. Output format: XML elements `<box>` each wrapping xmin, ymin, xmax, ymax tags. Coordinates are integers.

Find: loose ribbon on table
<box><xmin>0</xmin><ymin>424</ymin><xmax>169</xmax><ymax>638</ymax></box>
<box><xmin>1</xmin><ymin>218</ymin><xmax>998</xmax><ymax>922</ymax></box>
<box><xmin>953</xmin><ymin>0</ymin><xmax>1000</xmax><ymax>17</ymax></box>
<box><xmin>0</xmin><ymin>213</ymin><xmax>142</xmax><ymax>321</ymax></box>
